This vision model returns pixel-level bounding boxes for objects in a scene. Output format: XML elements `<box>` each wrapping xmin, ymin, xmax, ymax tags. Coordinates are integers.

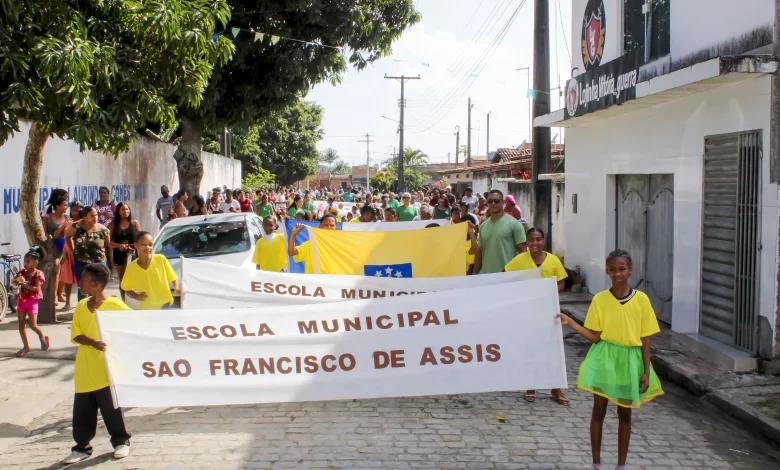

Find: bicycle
<box><xmin>0</xmin><ymin>242</ymin><xmax>22</xmax><ymax>322</ymax></box>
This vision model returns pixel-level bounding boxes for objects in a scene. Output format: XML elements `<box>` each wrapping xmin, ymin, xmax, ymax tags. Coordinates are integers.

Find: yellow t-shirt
<box><xmin>293</xmin><ymin>240</ymin><xmax>315</xmax><ymax>274</ymax></box>
<box><xmin>71</xmin><ymin>296</ymin><xmax>131</xmax><ymax>393</ymax></box>
<box><xmin>252</xmin><ymin>234</ymin><xmax>288</xmax><ymax>272</ymax></box>
<box><xmin>349</xmin><ymin>218</ymin><xmax>362</xmax><ymax>223</ymax></box>
<box><xmin>121</xmin><ymin>254</ymin><xmax>178</xmax><ymax>310</ymax></box>
<box><xmin>584</xmin><ymin>290</ymin><xmax>661</xmax><ymax>347</ymax></box>
<box><xmin>504</xmin><ymin>251</ymin><xmax>568</xmax><ymax>281</ymax></box>
<box><xmin>466</xmin><ymin>240</ymin><xmax>475</xmax><ymax>268</ymax></box>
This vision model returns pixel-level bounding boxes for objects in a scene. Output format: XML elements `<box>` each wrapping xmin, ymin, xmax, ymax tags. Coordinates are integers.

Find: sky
<box><xmin>306</xmin><ymin>0</ymin><xmax>573</xmax><ymax>168</ymax></box>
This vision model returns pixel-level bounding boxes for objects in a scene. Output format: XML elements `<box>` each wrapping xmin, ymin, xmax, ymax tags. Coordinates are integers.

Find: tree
<box><xmin>171</xmin><ymin>0</ymin><xmax>421</xmax><ymax>195</ymax></box>
<box><xmin>332</xmin><ymin>161</ymin><xmax>351</xmax><ymax>175</ymax></box>
<box><xmin>242</xmin><ymin>168</ymin><xmax>275</xmax><ymax>189</ymax></box>
<box><xmin>370</xmin><ymin>170</ymin><xmax>395</xmax><ymax>192</ymax></box>
<box><xmin>0</xmin><ymin>0</ymin><xmax>232</xmax><ymax>322</ymax></box>
<box><xmin>253</xmin><ymin>101</ymin><xmax>324</xmax><ymax>186</ymax></box>
<box><xmin>383</xmin><ymin>146</ymin><xmax>429</xmax><ymax>170</ymax></box>
<box><xmin>318</xmin><ymin>148</ymin><xmax>341</xmax><ymax>173</ymax></box>
<box><xmin>404</xmin><ymin>168</ymin><xmax>426</xmax><ymax>190</ymax></box>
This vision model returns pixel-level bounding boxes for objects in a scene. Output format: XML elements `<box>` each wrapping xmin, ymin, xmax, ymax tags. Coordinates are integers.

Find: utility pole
<box><xmin>357</xmin><ymin>133</ymin><xmax>374</xmax><ymax>189</ymax></box>
<box><xmin>448</xmin><ymin>152</ymin><xmax>451</xmax><ymax>164</ymax></box>
<box><xmin>772</xmin><ymin>0</ymin><xmax>780</xmax><ymax>183</ymax></box>
<box><xmin>454</xmin><ymin>125</ymin><xmax>460</xmax><ymax>166</ymax></box>
<box><xmin>467</xmin><ymin>98</ymin><xmax>474</xmax><ymax>167</ymax></box>
<box><xmin>385</xmin><ymin>74</ymin><xmax>421</xmax><ymax>192</ymax></box>
<box><xmin>532</xmin><ymin>0</ymin><xmax>552</xmax><ymax>250</ymax></box>
<box><xmin>486</xmin><ymin>112</ymin><xmax>491</xmax><ymax>164</ymax></box>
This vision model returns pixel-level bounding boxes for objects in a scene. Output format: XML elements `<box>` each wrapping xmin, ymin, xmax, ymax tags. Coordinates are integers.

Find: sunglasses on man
<box><xmin>487</xmin><ymin>198</ymin><xmax>503</xmax><ymax>205</ymax></box>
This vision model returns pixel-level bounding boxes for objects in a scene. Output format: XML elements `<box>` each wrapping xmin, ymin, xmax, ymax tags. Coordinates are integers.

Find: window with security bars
<box><xmin>624</xmin><ymin>0</ymin><xmax>670</xmax><ymax>62</ymax></box>
<box><xmin>700</xmin><ymin>131</ymin><xmax>761</xmax><ymax>354</ymax></box>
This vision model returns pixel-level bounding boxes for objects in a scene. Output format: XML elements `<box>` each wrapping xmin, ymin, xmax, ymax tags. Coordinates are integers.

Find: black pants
<box><xmin>72</xmin><ymin>387</ymin><xmax>131</xmax><ymax>454</ymax></box>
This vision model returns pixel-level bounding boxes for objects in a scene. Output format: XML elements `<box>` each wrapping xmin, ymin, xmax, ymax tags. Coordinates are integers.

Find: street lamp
<box><xmin>516</xmin><ymin>67</ymin><xmax>532</xmax><ymax>144</ymax></box>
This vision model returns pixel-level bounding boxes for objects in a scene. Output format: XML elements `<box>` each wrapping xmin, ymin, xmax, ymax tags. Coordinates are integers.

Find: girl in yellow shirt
<box><xmin>557</xmin><ymin>249</ymin><xmax>663</xmax><ymax>470</ymax></box>
<box><xmin>121</xmin><ymin>232</ymin><xmax>180</xmax><ymax>309</ymax></box>
<box><xmin>504</xmin><ymin>228</ymin><xmax>569</xmax><ymax>405</ymax></box>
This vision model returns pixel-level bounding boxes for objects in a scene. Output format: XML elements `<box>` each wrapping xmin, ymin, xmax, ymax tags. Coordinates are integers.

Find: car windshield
<box><xmin>154</xmin><ymin>221</ymin><xmax>249</xmax><ymax>258</ymax></box>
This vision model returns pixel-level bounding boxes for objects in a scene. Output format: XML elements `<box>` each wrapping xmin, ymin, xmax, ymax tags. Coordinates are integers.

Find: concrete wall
<box><xmin>0</xmin><ymin>122</ymin><xmax>241</xmax><ymax>255</ymax></box>
<box><xmin>506</xmin><ymin>181</ymin><xmax>566</xmax><ymax>260</ymax></box>
<box><xmin>570</xmin><ymin>0</ymin><xmax>772</xmax><ymax>76</ymax></box>
<box><xmin>563</xmin><ymin>75</ymin><xmax>777</xmax><ymax>338</ymax></box>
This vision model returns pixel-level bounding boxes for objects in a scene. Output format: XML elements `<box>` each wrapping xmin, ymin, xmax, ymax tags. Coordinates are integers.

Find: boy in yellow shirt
<box><xmin>63</xmin><ymin>263</ymin><xmax>131</xmax><ymax>465</ymax></box>
<box><xmin>253</xmin><ymin>216</ymin><xmax>288</xmax><ymax>272</ymax></box>
<box><xmin>288</xmin><ymin>214</ymin><xmax>338</xmax><ymax>274</ymax></box>
<box><xmin>121</xmin><ymin>232</ymin><xmax>180</xmax><ymax>309</ymax></box>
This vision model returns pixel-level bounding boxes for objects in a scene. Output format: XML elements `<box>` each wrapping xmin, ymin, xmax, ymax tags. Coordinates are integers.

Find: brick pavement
<box><xmin>0</xmin><ymin>335</ymin><xmax>777</xmax><ymax>470</ymax></box>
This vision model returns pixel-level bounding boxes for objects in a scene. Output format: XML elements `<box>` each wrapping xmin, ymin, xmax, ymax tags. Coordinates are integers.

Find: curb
<box><xmin>702</xmin><ymin>390</ymin><xmax>780</xmax><ymax>447</ymax></box>
<box><xmin>560</xmin><ymin>306</ymin><xmax>780</xmax><ymax>447</ymax></box>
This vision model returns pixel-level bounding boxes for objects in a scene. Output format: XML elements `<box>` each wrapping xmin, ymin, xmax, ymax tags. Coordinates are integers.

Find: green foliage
<box><xmin>184</xmin><ymin>0</ymin><xmax>420</xmax><ymax>130</ymax></box>
<box><xmin>244</xmin><ymin>101</ymin><xmax>324</xmax><ymax>186</ymax></box>
<box><xmin>370</xmin><ymin>170</ymin><xmax>395</xmax><ymax>192</ymax></box>
<box><xmin>318</xmin><ymin>148</ymin><xmax>350</xmax><ymax>174</ymax></box>
<box><xmin>242</xmin><ymin>168</ymin><xmax>275</xmax><ymax>189</ymax></box>
<box><xmin>383</xmin><ymin>146</ymin><xmax>429</xmax><ymax>170</ymax></box>
<box><xmin>404</xmin><ymin>168</ymin><xmax>426</xmax><ymax>190</ymax></box>
<box><xmin>0</xmin><ymin>0</ymin><xmax>234</xmax><ymax>152</ymax></box>
<box><xmin>371</xmin><ymin>167</ymin><xmax>424</xmax><ymax>191</ymax></box>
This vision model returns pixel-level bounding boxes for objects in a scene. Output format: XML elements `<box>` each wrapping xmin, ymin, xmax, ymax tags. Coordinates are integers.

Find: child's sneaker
<box><xmin>62</xmin><ymin>451</ymin><xmax>90</xmax><ymax>464</ymax></box>
<box><xmin>114</xmin><ymin>445</ymin><xmax>130</xmax><ymax>459</ymax></box>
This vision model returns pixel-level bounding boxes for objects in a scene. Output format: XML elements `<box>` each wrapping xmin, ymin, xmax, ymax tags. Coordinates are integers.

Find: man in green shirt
<box><xmin>344</xmin><ymin>191</ymin><xmax>354</xmax><ymax>202</ymax></box>
<box><xmin>476</xmin><ymin>189</ymin><xmax>527</xmax><ymax>274</ymax></box>
<box><xmin>396</xmin><ymin>192</ymin><xmax>419</xmax><ymax>222</ymax></box>
<box><xmin>387</xmin><ymin>193</ymin><xmax>401</xmax><ymax>210</ymax></box>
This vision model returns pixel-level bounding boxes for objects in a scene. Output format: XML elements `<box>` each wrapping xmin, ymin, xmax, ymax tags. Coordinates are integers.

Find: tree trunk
<box><xmin>174</xmin><ymin>117</ymin><xmax>204</xmax><ymax>196</ymax></box>
<box><xmin>20</xmin><ymin>122</ymin><xmax>57</xmax><ymax>323</ymax></box>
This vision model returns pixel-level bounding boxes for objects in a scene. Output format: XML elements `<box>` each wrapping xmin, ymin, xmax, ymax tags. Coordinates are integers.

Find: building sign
<box><xmin>565</xmin><ymin>51</ymin><xmax>640</xmax><ymax>119</ymax></box>
<box><xmin>581</xmin><ymin>0</ymin><xmax>606</xmax><ymax>71</ymax></box>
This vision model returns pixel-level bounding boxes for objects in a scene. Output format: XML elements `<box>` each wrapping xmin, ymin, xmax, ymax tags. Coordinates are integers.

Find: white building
<box><xmin>536</xmin><ymin>0</ymin><xmax>779</xmax><ymax>368</ymax></box>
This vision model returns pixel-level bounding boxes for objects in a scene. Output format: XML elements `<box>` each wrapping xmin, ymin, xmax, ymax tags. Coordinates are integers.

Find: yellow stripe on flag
<box><xmin>309</xmin><ymin>223</ymin><xmax>468</xmax><ymax>277</ymax></box>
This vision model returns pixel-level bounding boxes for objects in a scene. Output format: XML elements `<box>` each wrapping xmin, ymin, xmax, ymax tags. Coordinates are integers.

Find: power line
<box><xmin>412</xmin><ymin>0</ymin><xmax>526</xmax><ymax>125</ymax></box>
<box><xmin>410</xmin><ymin>0</ymin><xmax>528</xmax><ymax>133</ymax></box>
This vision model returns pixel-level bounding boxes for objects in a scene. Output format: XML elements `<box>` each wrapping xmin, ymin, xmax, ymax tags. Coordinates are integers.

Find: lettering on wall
<box><xmin>2</xmin><ymin>184</ymin><xmax>145</xmax><ymax>215</ymax></box>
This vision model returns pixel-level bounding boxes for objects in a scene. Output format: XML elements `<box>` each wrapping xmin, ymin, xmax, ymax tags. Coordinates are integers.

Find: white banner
<box><xmin>343</xmin><ymin>219</ymin><xmax>451</xmax><ymax>232</ymax></box>
<box><xmin>182</xmin><ymin>258</ymin><xmax>540</xmax><ymax>308</ymax></box>
<box><xmin>98</xmin><ymin>279</ymin><xmax>567</xmax><ymax>408</ymax></box>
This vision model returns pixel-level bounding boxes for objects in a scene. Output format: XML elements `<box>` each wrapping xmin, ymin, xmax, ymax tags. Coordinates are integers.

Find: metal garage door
<box><xmin>700</xmin><ymin>131</ymin><xmax>761</xmax><ymax>353</ymax></box>
<box><xmin>616</xmin><ymin>174</ymin><xmax>674</xmax><ymax>324</ymax></box>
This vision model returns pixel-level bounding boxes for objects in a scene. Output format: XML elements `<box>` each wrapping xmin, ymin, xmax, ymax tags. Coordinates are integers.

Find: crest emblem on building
<box><xmin>566</xmin><ymin>79</ymin><xmax>579</xmax><ymax>117</ymax></box>
<box><xmin>581</xmin><ymin>0</ymin><xmax>606</xmax><ymax>71</ymax></box>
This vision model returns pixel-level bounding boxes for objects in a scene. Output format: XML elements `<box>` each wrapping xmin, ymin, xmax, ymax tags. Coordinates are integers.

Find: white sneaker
<box><xmin>62</xmin><ymin>451</ymin><xmax>90</xmax><ymax>464</ymax></box>
<box><xmin>114</xmin><ymin>444</ymin><xmax>130</xmax><ymax>459</ymax></box>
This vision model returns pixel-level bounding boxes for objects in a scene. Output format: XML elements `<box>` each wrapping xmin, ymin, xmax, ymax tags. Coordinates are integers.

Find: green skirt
<box><xmin>577</xmin><ymin>340</ymin><xmax>663</xmax><ymax>408</ymax></box>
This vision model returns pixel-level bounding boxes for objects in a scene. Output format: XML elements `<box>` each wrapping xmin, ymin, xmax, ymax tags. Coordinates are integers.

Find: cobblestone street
<box><xmin>0</xmin><ymin>335</ymin><xmax>777</xmax><ymax>470</ymax></box>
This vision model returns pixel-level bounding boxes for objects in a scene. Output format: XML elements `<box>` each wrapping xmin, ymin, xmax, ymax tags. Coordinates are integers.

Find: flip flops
<box><xmin>523</xmin><ymin>392</ymin><xmax>536</xmax><ymax>403</ymax></box>
<box><xmin>16</xmin><ymin>349</ymin><xmax>29</xmax><ymax>358</ymax></box>
<box><xmin>41</xmin><ymin>336</ymin><xmax>50</xmax><ymax>351</ymax></box>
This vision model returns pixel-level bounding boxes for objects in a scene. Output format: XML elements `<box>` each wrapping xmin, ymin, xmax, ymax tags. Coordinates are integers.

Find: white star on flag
<box><xmin>384</xmin><ymin>267</ymin><xmax>393</xmax><ymax>276</ymax></box>
<box><xmin>394</xmin><ymin>271</ymin><xmax>403</xmax><ymax>278</ymax></box>
<box><xmin>374</xmin><ymin>270</ymin><xmax>383</xmax><ymax>277</ymax></box>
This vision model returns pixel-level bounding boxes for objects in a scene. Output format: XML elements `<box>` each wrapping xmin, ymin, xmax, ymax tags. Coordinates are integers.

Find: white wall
<box><xmin>671</xmin><ymin>0</ymin><xmax>773</xmax><ymax>62</ymax></box>
<box><xmin>571</xmin><ymin>0</ymin><xmax>773</xmax><ymax>76</ymax></box>
<box><xmin>0</xmin><ymin>123</ymin><xmax>241</xmax><ymax>255</ymax></box>
<box><xmin>564</xmin><ymin>75</ymin><xmax>777</xmax><ymax>335</ymax></box>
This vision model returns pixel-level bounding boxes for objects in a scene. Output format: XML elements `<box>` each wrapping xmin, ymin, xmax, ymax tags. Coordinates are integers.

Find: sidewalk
<box><xmin>0</xmin><ymin>279</ymin><xmax>124</xmax><ymax>360</ymax></box>
<box><xmin>560</xmin><ymin>291</ymin><xmax>780</xmax><ymax>447</ymax></box>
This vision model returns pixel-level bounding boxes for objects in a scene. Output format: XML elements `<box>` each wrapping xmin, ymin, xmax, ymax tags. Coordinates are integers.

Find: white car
<box><xmin>153</xmin><ymin>212</ymin><xmax>264</xmax><ymax>305</ymax></box>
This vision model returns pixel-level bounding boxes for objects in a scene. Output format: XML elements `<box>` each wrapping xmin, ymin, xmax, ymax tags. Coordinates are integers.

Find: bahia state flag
<box><xmin>308</xmin><ymin>223</ymin><xmax>467</xmax><ymax>278</ymax></box>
